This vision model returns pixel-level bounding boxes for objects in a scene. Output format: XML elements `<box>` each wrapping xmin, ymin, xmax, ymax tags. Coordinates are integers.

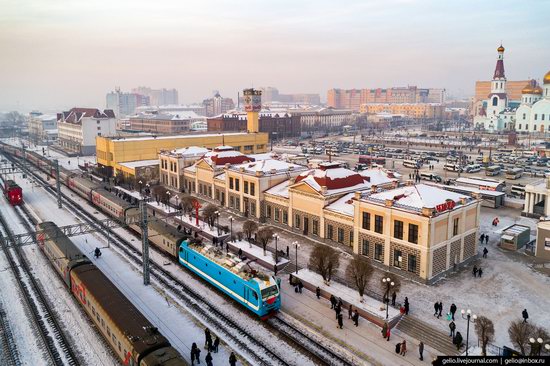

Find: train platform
<box><xmin>278</xmin><ymin>277</ymin><xmax>438</xmax><ymax>365</ymax></box>
<box><xmin>227</xmin><ymin>239</ymin><xmax>289</xmax><ymax>272</ymax></box>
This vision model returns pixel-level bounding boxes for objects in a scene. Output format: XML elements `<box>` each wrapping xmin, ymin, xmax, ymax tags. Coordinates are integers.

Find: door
<box><xmin>303</xmin><ymin>217</ymin><xmax>309</xmax><ymax>235</ymax></box>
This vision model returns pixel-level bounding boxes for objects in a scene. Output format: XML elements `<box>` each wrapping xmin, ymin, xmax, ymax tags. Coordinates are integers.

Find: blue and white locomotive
<box><xmin>178</xmin><ymin>239</ymin><xmax>281</xmax><ymax>319</ymax></box>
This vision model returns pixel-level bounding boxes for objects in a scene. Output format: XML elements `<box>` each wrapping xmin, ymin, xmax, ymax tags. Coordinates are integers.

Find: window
<box><xmin>542</xmin><ymin>114</ymin><xmax>545</xmax><ymax>121</ymax></box>
<box><xmin>349</xmin><ymin>230</ymin><xmax>354</xmax><ymax>245</ymax></box>
<box><xmin>362</xmin><ymin>212</ymin><xmax>370</xmax><ymax>230</ymax></box>
<box><xmin>534</xmin><ymin>125</ymin><xmax>537</xmax><ymax>131</ymax></box>
<box><xmin>282</xmin><ymin>211</ymin><xmax>288</xmax><ymax>224</ymax></box>
<box><xmin>244</xmin><ymin>181</ymin><xmax>249</xmax><ymax>194</ymax></box>
<box><xmin>337</xmin><ymin>228</ymin><xmax>344</xmax><ymax>243</ymax></box>
<box><xmin>492</xmin><ymin>97</ymin><xmax>498</xmax><ymax>106</ymax></box>
<box><xmin>266</xmin><ymin>205</ymin><xmax>272</xmax><ymax>218</ymax></box>
<box><xmin>327</xmin><ymin>225</ymin><xmax>334</xmax><ymax>240</ymax></box>
<box><xmin>295</xmin><ymin>214</ymin><xmax>301</xmax><ymax>228</ymax></box>
<box><xmin>244</xmin><ymin>145</ymin><xmax>253</xmax><ymax>151</ymax></box>
<box><xmin>393</xmin><ymin>249</ymin><xmax>402</xmax><ymax>268</ymax></box>
<box><xmin>374</xmin><ymin>244</ymin><xmax>383</xmax><ymax>261</ymax></box>
<box><xmin>274</xmin><ymin>208</ymin><xmax>279</xmax><ymax>222</ymax></box>
<box><xmin>229</xmin><ymin>177</ymin><xmax>234</xmax><ymax>190</ymax></box>
<box><xmin>408</xmin><ymin>255</ymin><xmax>417</xmax><ymax>273</ymax></box>
<box><xmin>408</xmin><ymin>224</ymin><xmax>419</xmax><ymax>244</ymax></box>
<box><xmin>235</xmin><ymin>179</ymin><xmax>240</xmax><ymax>191</ymax></box>
<box><xmin>374</xmin><ymin>215</ymin><xmax>383</xmax><ymax>234</ymax></box>
<box><xmin>229</xmin><ymin>196</ymin><xmax>234</xmax><ymax>208</ymax></box>
<box><xmin>393</xmin><ymin>220</ymin><xmax>404</xmax><ymax>240</ymax></box>
<box><xmin>361</xmin><ymin>239</ymin><xmax>369</xmax><ymax>256</ymax></box>
<box><xmin>250</xmin><ymin>183</ymin><xmax>255</xmax><ymax>196</ymax></box>
<box><xmin>312</xmin><ymin>220</ymin><xmax>319</xmax><ymax>235</ymax></box>
<box><xmin>453</xmin><ymin>218</ymin><xmax>459</xmax><ymax>236</ymax></box>
<box><xmin>518</xmin><ymin>124</ymin><xmax>522</xmax><ymax>130</ymax></box>
<box><xmin>97</xmin><ymin>126</ymin><xmax>101</xmax><ymax>130</ymax></box>
<box><xmin>534</xmin><ymin>114</ymin><xmax>538</xmax><ymax>120</ymax></box>
<box><xmin>522</xmin><ymin>113</ymin><xmax>526</xmax><ymax>120</ymax></box>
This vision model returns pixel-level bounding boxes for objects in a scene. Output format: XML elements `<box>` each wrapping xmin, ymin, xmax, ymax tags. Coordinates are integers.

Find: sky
<box><xmin>0</xmin><ymin>0</ymin><xmax>549</xmax><ymax>112</ymax></box>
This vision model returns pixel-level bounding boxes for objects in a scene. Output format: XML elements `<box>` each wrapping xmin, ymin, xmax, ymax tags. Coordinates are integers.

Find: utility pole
<box><xmin>54</xmin><ymin>160</ymin><xmax>62</xmax><ymax>209</ymax></box>
<box><xmin>140</xmin><ymin>200</ymin><xmax>150</xmax><ymax>285</ymax></box>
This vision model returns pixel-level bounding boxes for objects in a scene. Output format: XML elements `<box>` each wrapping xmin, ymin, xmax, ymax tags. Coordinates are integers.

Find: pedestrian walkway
<box><xmin>396</xmin><ymin>316</ymin><xmax>460</xmax><ymax>356</ymax></box>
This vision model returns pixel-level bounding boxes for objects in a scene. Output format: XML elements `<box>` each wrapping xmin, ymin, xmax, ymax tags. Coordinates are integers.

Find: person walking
<box><xmin>400</xmin><ymin>340</ymin><xmax>407</xmax><ymax>356</ymax></box>
<box><xmin>206</xmin><ymin>337</ymin><xmax>213</xmax><ymax>353</ymax></box>
<box><xmin>213</xmin><ymin>336</ymin><xmax>219</xmax><ymax>353</ymax></box>
<box><xmin>522</xmin><ymin>309</ymin><xmax>529</xmax><ymax>323</ymax></box>
<box><xmin>438</xmin><ymin>301</ymin><xmax>443</xmax><ymax>318</ymax></box>
<box><xmin>478</xmin><ymin>268</ymin><xmax>483</xmax><ymax>277</ymax></box>
<box><xmin>335</xmin><ymin>303</ymin><xmax>341</xmax><ymax>320</ymax></box>
<box><xmin>353</xmin><ymin>310</ymin><xmax>359</xmax><ymax>327</ymax></box>
<box><xmin>298</xmin><ymin>281</ymin><xmax>303</xmax><ymax>294</ymax></box>
<box><xmin>404</xmin><ymin>297</ymin><xmax>410</xmax><ymax>315</ymax></box>
<box><xmin>191</xmin><ymin>343</ymin><xmax>198</xmax><ymax>365</ymax></box>
<box><xmin>419</xmin><ymin>341</ymin><xmax>424</xmax><ymax>361</ymax></box>
<box><xmin>483</xmin><ymin>247</ymin><xmax>488</xmax><ymax>258</ymax></box>
<box><xmin>194</xmin><ymin>347</ymin><xmax>201</xmax><ymax>364</ymax></box>
<box><xmin>348</xmin><ymin>304</ymin><xmax>353</xmax><ymax>319</ymax></box>
<box><xmin>449</xmin><ymin>320</ymin><xmax>456</xmax><ymax>338</ymax></box>
<box><xmin>204</xmin><ymin>328</ymin><xmax>211</xmax><ymax>349</ymax></box>
<box><xmin>337</xmin><ymin>313</ymin><xmax>343</xmax><ymax>329</ymax></box>
<box><xmin>316</xmin><ymin>286</ymin><xmax>321</xmax><ymax>299</ymax></box>
<box><xmin>454</xmin><ymin>332</ymin><xmax>463</xmax><ymax>351</ymax></box>
<box><xmin>473</xmin><ymin>265</ymin><xmax>478</xmax><ymax>277</ymax></box>
<box><xmin>330</xmin><ymin>295</ymin><xmax>336</xmax><ymax>309</ymax></box>
<box><xmin>433</xmin><ymin>301</ymin><xmax>439</xmax><ymax>316</ymax></box>
<box><xmin>391</xmin><ymin>291</ymin><xmax>397</xmax><ymax>306</ymax></box>
<box><xmin>485</xmin><ymin>235</ymin><xmax>489</xmax><ymax>245</ymax></box>
<box><xmin>479</xmin><ymin>234</ymin><xmax>485</xmax><ymax>245</ymax></box>
<box><xmin>386</xmin><ymin>325</ymin><xmax>391</xmax><ymax>341</ymax></box>
<box><xmin>286</xmin><ymin>245</ymin><xmax>289</xmax><ymax>257</ymax></box>
<box><xmin>205</xmin><ymin>352</ymin><xmax>213</xmax><ymax>366</ymax></box>
<box><xmin>450</xmin><ymin>303</ymin><xmax>457</xmax><ymax>321</ymax></box>
<box><xmin>381</xmin><ymin>322</ymin><xmax>388</xmax><ymax>339</ymax></box>
<box><xmin>229</xmin><ymin>352</ymin><xmax>237</xmax><ymax>366</ymax></box>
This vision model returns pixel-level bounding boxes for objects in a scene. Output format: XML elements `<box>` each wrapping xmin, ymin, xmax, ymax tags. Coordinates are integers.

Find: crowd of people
<box><xmin>190</xmin><ymin>328</ymin><xmax>238</xmax><ymax>366</ymax></box>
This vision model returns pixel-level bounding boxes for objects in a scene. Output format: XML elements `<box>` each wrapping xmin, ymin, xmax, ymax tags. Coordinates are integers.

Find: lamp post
<box><xmin>145</xmin><ymin>183</ymin><xmax>150</xmax><ymax>200</ymax></box>
<box><xmin>166</xmin><ymin>191</ymin><xmax>171</xmax><ymax>210</ymax></box>
<box><xmin>138</xmin><ymin>180</ymin><xmax>143</xmax><ymax>195</ymax></box>
<box><xmin>292</xmin><ymin>241</ymin><xmax>299</xmax><ymax>274</ymax></box>
<box><xmin>382</xmin><ymin>277</ymin><xmax>394</xmax><ymax>319</ymax></box>
<box><xmin>529</xmin><ymin>337</ymin><xmax>547</xmax><ymax>356</ymax></box>
<box><xmin>215</xmin><ymin>211</ymin><xmax>220</xmax><ymax>236</ymax></box>
<box><xmin>229</xmin><ymin>216</ymin><xmax>233</xmax><ymax>241</ymax></box>
<box><xmin>272</xmin><ymin>234</ymin><xmax>280</xmax><ymax>275</ymax></box>
<box><xmin>461</xmin><ymin>309</ymin><xmax>477</xmax><ymax>356</ymax></box>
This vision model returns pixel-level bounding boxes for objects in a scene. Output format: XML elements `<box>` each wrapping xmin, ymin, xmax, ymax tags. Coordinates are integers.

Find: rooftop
<box><xmin>162</xmin><ymin>146</ymin><xmax>209</xmax><ymax>157</ymax></box>
<box><xmin>455</xmin><ymin>177</ymin><xmax>502</xmax><ymax>188</ymax></box>
<box><xmin>325</xmin><ymin>192</ymin><xmax>355</xmax><ymax>216</ymax></box>
<box><xmin>118</xmin><ymin>159</ymin><xmax>160</xmax><ymax>169</ymax></box>
<box><xmin>229</xmin><ymin>159</ymin><xmax>306</xmax><ymax>176</ymax></box>
<box><xmin>294</xmin><ymin>162</ymin><xmax>370</xmax><ymax>195</ymax></box>
<box><xmin>108</xmin><ymin>132</ymin><xmax>251</xmax><ymax>142</ymax></box>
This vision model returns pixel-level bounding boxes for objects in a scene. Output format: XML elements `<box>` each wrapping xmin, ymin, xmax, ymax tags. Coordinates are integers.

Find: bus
<box><xmin>420</xmin><ymin>172</ymin><xmax>443</xmax><ymax>183</ymax></box>
<box><xmin>359</xmin><ymin>155</ymin><xmax>386</xmax><ymax>166</ymax></box>
<box><xmin>486</xmin><ymin>165</ymin><xmax>502</xmax><ymax>176</ymax></box>
<box><xmin>444</xmin><ymin>163</ymin><xmax>462</xmax><ymax>172</ymax></box>
<box><xmin>505</xmin><ymin>168</ymin><xmax>524</xmax><ymax>180</ymax></box>
<box><xmin>464</xmin><ymin>164</ymin><xmax>482</xmax><ymax>173</ymax></box>
<box><xmin>403</xmin><ymin>160</ymin><xmax>420</xmax><ymax>169</ymax></box>
<box><xmin>510</xmin><ymin>184</ymin><xmax>526</xmax><ymax>198</ymax></box>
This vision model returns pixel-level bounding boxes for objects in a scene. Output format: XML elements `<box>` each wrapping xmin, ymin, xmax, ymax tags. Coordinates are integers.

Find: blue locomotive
<box><xmin>178</xmin><ymin>239</ymin><xmax>281</xmax><ymax>319</ymax></box>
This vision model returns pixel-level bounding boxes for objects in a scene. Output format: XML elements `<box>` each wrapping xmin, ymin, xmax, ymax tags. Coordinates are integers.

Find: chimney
<box><xmin>392</xmin><ymin>180</ymin><xmax>399</xmax><ymax>189</ymax></box>
<box><xmin>288</xmin><ymin>177</ymin><xmax>296</xmax><ymax>184</ymax></box>
<box><xmin>406</xmin><ymin>179</ymin><xmax>414</xmax><ymax>186</ymax></box>
<box><xmin>255</xmin><ymin>171</ymin><xmax>264</xmax><ymax>177</ymax></box>
<box><xmin>321</xmin><ymin>186</ymin><xmax>328</xmax><ymax>195</ymax></box>
<box><xmin>354</xmin><ymin>191</ymin><xmax>362</xmax><ymax>200</ymax></box>
<box><xmin>421</xmin><ymin>207</ymin><xmax>434</xmax><ymax>217</ymax></box>
<box><xmin>385</xmin><ymin>199</ymin><xmax>394</xmax><ymax>207</ymax></box>
<box><xmin>371</xmin><ymin>184</ymin><xmax>378</xmax><ymax>193</ymax></box>
<box><xmin>288</xmin><ymin>166</ymin><xmax>294</xmax><ymax>171</ymax></box>
<box><xmin>459</xmin><ymin>197</ymin><xmax>468</xmax><ymax>205</ymax></box>
<box><xmin>270</xmin><ymin>168</ymin><xmax>277</xmax><ymax>175</ymax></box>
<box><xmin>240</xmin><ymin>166</ymin><xmax>245</xmax><ymax>172</ymax></box>
<box><xmin>224</xmin><ymin>163</ymin><xmax>231</xmax><ymax>169</ymax></box>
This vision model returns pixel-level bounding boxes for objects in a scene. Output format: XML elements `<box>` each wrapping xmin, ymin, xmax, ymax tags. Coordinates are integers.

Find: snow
<box><xmin>367</xmin><ymin>184</ymin><xmax>469</xmax><ymax>210</ymax></box>
<box><xmin>438</xmin><ymin>184</ymin><xmax>505</xmax><ymax>197</ymax></box>
<box><xmin>118</xmin><ymin>159</ymin><xmax>159</xmax><ymax>169</ymax></box>
<box><xmin>174</xmin><ymin>214</ymin><xmax>229</xmax><ymax>239</ymax></box>
<box><xmin>169</xmin><ymin>146</ymin><xmax>209</xmax><ymax>156</ymax></box>
<box><xmin>228</xmin><ymin>239</ymin><xmax>290</xmax><ymax>269</ymax></box>
<box><xmin>265</xmin><ymin>180</ymin><xmax>290</xmax><ymax>198</ymax></box>
<box><xmin>455</xmin><ymin>177</ymin><xmax>502</xmax><ymax>188</ymax></box>
<box><xmin>114</xmin><ymin>186</ymin><xmax>144</xmax><ymax>200</ymax></box>
<box><xmin>112</xmin><ymin>132</ymin><xmax>246</xmax><ymax>142</ymax></box>
<box><xmin>325</xmin><ymin>193</ymin><xmax>355</xmax><ymax>216</ymax></box>
<box><xmin>229</xmin><ymin>159</ymin><xmax>306</xmax><ymax>175</ymax></box>
<box><xmin>359</xmin><ymin>168</ymin><xmax>399</xmax><ymax>186</ymax></box>
<box><xmin>148</xmin><ymin>201</ymin><xmax>179</xmax><ymax>214</ymax></box>
<box><xmin>214</xmin><ymin>173</ymin><xmax>225</xmax><ymax>181</ymax></box>
<box><xmin>294</xmin><ymin>269</ymin><xmax>400</xmax><ymax>320</ymax></box>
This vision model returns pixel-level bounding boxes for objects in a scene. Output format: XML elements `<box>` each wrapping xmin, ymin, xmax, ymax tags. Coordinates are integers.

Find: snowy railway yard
<box><xmin>1</xmin><ymin>141</ymin><xmax>549</xmax><ymax>365</ymax></box>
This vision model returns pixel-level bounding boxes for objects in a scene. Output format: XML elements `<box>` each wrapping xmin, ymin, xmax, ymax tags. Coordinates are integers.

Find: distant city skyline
<box><xmin>0</xmin><ymin>0</ymin><xmax>549</xmax><ymax>111</ymax></box>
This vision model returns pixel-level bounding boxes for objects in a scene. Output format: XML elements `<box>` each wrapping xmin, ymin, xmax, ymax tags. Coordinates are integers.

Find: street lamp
<box><xmin>292</xmin><ymin>241</ymin><xmax>299</xmax><ymax>274</ymax></box>
<box><xmin>166</xmin><ymin>191</ymin><xmax>171</xmax><ymax>210</ymax></box>
<box><xmin>215</xmin><ymin>211</ymin><xmax>220</xmax><ymax>236</ymax></box>
<box><xmin>382</xmin><ymin>277</ymin><xmax>394</xmax><ymax>319</ymax></box>
<box><xmin>530</xmin><ymin>337</ymin><xmax>546</xmax><ymax>356</ymax></box>
<box><xmin>229</xmin><ymin>216</ymin><xmax>233</xmax><ymax>241</ymax></box>
<box><xmin>461</xmin><ymin>309</ymin><xmax>477</xmax><ymax>356</ymax></box>
<box><xmin>272</xmin><ymin>234</ymin><xmax>280</xmax><ymax>275</ymax></box>
<box><xmin>138</xmin><ymin>180</ymin><xmax>143</xmax><ymax>195</ymax></box>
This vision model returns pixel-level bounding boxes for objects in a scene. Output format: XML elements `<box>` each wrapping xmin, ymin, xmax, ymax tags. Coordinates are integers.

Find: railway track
<box><xmin>0</xmin><ymin>200</ymin><xmax>80</xmax><ymax>366</ymax></box>
<box><xmin>0</xmin><ymin>299</ymin><xmax>20</xmax><ymax>366</ymax></box>
<box><xmin>7</xmin><ymin>151</ymin><xmax>361</xmax><ymax>366</ymax></box>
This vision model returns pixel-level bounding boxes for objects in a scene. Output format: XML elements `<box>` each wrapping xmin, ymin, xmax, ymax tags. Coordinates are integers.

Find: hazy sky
<box><xmin>1</xmin><ymin>0</ymin><xmax>549</xmax><ymax>111</ymax></box>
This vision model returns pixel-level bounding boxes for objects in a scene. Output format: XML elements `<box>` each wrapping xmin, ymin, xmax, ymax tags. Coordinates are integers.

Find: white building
<box><xmin>106</xmin><ymin>88</ymin><xmax>150</xmax><ymax>117</ymax></box>
<box><xmin>28</xmin><ymin>113</ymin><xmax>57</xmax><ymax>141</ymax></box>
<box><xmin>57</xmin><ymin>108</ymin><xmax>117</xmax><ymax>155</ymax></box>
<box><xmin>515</xmin><ymin>72</ymin><xmax>550</xmax><ymax>133</ymax></box>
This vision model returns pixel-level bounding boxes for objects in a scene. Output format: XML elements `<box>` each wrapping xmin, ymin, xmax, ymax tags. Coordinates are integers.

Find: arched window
<box><xmin>492</xmin><ymin>97</ymin><xmax>498</xmax><ymax>106</ymax></box>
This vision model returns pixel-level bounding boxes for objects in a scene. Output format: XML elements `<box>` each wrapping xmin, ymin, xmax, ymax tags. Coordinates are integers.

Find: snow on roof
<box><xmin>215</xmin><ymin>173</ymin><xmax>226</xmax><ymax>181</ymax></box>
<box><xmin>456</xmin><ymin>177</ymin><xmax>502</xmax><ymax>188</ymax></box>
<box><xmin>230</xmin><ymin>159</ymin><xmax>306</xmax><ymax>175</ymax></box>
<box><xmin>439</xmin><ymin>184</ymin><xmax>505</xmax><ymax>197</ymax></box>
<box><xmin>248</xmin><ymin>152</ymin><xmax>277</xmax><ymax>161</ymax></box>
<box><xmin>359</xmin><ymin>168</ymin><xmax>399</xmax><ymax>186</ymax></box>
<box><xmin>295</xmin><ymin>163</ymin><xmax>368</xmax><ymax>194</ymax></box>
<box><xmin>118</xmin><ymin>159</ymin><xmax>159</xmax><ymax>169</ymax></box>
<box><xmin>265</xmin><ymin>180</ymin><xmax>290</xmax><ymax>198</ymax></box>
<box><xmin>110</xmin><ymin>132</ymin><xmax>248</xmax><ymax>142</ymax></box>
<box><xmin>325</xmin><ymin>192</ymin><xmax>355</xmax><ymax>216</ymax></box>
<box><xmin>169</xmin><ymin>146</ymin><xmax>209</xmax><ymax>157</ymax></box>
<box><xmin>365</xmin><ymin>184</ymin><xmax>469</xmax><ymax>212</ymax></box>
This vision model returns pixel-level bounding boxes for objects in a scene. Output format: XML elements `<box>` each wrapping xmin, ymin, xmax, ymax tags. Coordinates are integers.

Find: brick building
<box><xmin>207</xmin><ymin>111</ymin><xmax>301</xmax><ymax>138</ymax></box>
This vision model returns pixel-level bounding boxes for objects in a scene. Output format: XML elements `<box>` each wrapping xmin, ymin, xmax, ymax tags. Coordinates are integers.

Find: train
<box><xmin>178</xmin><ymin>239</ymin><xmax>281</xmax><ymax>319</ymax></box>
<box><xmin>37</xmin><ymin>222</ymin><xmax>187</xmax><ymax>366</ymax></box>
<box><xmin>2</xmin><ymin>179</ymin><xmax>23</xmax><ymax>206</ymax></box>
<box><xmin>0</xmin><ymin>142</ymin><xmax>282</xmax><ymax>318</ymax></box>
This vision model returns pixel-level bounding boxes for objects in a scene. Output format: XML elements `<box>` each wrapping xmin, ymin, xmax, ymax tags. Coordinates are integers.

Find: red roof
<box><xmin>58</xmin><ymin>108</ymin><xmax>116</xmax><ymax>124</ymax></box>
<box><xmin>295</xmin><ymin>163</ymin><xmax>366</xmax><ymax>191</ymax></box>
<box><xmin>493</xmin><ymin>59</ymin><xmax>505</xmax><ymax>79</ymax></box>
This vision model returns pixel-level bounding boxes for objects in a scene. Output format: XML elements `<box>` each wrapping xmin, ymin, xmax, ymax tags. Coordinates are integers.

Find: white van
<box><xmin>403</xmin><ymin>160</ymin><xmax>420</xmax><ymax>169</ymax></box>
<box><xmin>420</xmin><ymin>172</ymin><xmax>443</xmax><ymax>183</ymax></box>
<box><xmin>444</xmin><ymin>163</ymin><xmax>462</xmax><ymax>172</ymax></box>
<box><xmin>510</xmin><ymin>184</ymin><xmax>526</xmax><ymax>198</ymax></box>
<box><xmin>464</xmin><ymin>164</ymin><xmax>481</xmax><ymax>173</ymax></box>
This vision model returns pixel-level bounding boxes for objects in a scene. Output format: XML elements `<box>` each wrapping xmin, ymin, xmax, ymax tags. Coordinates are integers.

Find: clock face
<box><xmin>244</xmin><ymin>96</ymin><xmax>252</xmax><ymax>104</ymax></box>
<box><xmin>252</xmin><ymin>95</ymin><xmax>261</xmax><ymax>105</ymax></box>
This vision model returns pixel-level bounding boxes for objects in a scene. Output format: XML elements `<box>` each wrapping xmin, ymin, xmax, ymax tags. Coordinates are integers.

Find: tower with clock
<box><xmin>243</xmin><ymin>88</ymin><xmax>262</xmax><ymax>133</ymax></box>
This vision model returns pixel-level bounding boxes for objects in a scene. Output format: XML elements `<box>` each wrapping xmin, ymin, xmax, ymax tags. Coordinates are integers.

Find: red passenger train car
<box><xmin>3</xmin><ymin>180</ymin><xmax>23</xmax><ymax>206</ymax></box>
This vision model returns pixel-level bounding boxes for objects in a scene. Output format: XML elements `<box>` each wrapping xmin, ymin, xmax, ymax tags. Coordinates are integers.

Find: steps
<box><xmin>396</xmin><ymin>315</ymin><xmax>462</xmax><ymax>356</ymax></box>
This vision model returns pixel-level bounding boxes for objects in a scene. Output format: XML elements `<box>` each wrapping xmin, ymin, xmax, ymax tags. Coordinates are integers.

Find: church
<box><xmin>474</xmin><ymin>45</ymin><xmax>550</xmax><ymax>133</ymax></box>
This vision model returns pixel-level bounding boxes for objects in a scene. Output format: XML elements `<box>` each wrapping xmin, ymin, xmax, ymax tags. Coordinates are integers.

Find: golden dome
<box><xmin>532</xmin><ymin>86</ymin><xmax>543</xmax><ymax>95</ymax></box>
<box><xmin>522</xmin><ymin>80</ymin><xmax>537</xmax><ymax>94</ymax></box>
<box><xmin>497</xmin><ymin>45</ymin><xmax>505</xmax><ymax>52</ymax></box>
<box><xmin>544</xmin><ymin>70</ymin><xmax>550</xmax><ymax>84</ymax></box>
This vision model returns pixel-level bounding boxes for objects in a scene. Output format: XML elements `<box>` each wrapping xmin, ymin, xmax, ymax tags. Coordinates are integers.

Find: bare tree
<box><xmin>309</xmin><ymin>245</ymin><xmax>340</xmax><ymax>283</ymax></box>
<box><xmin>151</xmin><ymin>185</ymin><xmax>165</xmax><ymax>204</ymax></box>
<box><xmin>242</xmin><ymin>220</ymin><xmax>258</xmax><ymax>241</ymax></box>
<box><xmin>475</xmin><ymin>316</ymin><xmax>495</xmax><ymax>356</ymax></box>
<box><xmin>346</xmin><ymin>255</ymin><xmax>373</xmax><ymax>302</ymax></box>
<box><xmin>201</xmin><ymin>204</ymin><xmax>218</xmax><ymax>228</ymax></box>
<box><xmin>256</xmin><ymin>227</ymin><xmax>274</xmax><ymax>255</ymax></box>
<box><xmin>508</xmin><ymin>320</ymin><xmax>534</xmax><ymax>355</ymax></box>
<box><xmin>179</xmin><ymin>194</ymin><xmax>194</xmax><ymax>215</ymax></box>
<box><xmin>4</xmin><ymin>111</ymin><xmax>25</xmax><ymax>126</ymax></box>
<box><xmin>378</xmin><ymin>272</ymin><xmax>401</xmax><ymax>301</ymax></box>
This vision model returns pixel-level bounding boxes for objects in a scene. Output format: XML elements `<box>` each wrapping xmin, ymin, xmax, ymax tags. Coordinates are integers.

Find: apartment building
<box><xmin>127</xmin><ymin>111</ymin><xmax>206</xmax><ymax>134</ymax></box>
<box><xmin>360</xmin><ymin>103</ymin><xmax>445</xmax><ymax>120</ymax></box>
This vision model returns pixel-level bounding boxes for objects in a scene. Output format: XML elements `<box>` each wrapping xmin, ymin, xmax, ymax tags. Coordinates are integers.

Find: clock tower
<box><xmin>243</xmin><ymin>88</ymin><xmax>261</xmax><ymax>133</ymax></box>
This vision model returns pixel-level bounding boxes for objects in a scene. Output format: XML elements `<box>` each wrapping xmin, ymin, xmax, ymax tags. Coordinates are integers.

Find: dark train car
<box><xmin>3</xmin><ymin>179</ymin><xmax>23</xmax><ymax>206</ymax></box>
<box><xmin>36</xmin><ymin>222</ymin><xmax>90</xmax><ymax>286</ymax></box>
<box><xmin>91</xmin><ymin>188</ymin><xmax>137</xmax><ymax>222</ymax></box>
<box><xmin>70</xmin><ymin>264</ymin><xmax>186</xmax><ymax>365</ymax></box>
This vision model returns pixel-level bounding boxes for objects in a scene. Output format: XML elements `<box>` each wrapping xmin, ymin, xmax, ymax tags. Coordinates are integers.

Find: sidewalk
<box><xmin>279</xmin><ymin>278</ymin><xmax>437</xmax><ymax>366</ymax></box>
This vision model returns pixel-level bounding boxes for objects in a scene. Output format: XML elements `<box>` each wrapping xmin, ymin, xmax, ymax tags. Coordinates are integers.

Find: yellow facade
<box><xmin>96</xmin><ymin>132</ymin><xmax>268</xmax><ymax>169</ymax></box>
